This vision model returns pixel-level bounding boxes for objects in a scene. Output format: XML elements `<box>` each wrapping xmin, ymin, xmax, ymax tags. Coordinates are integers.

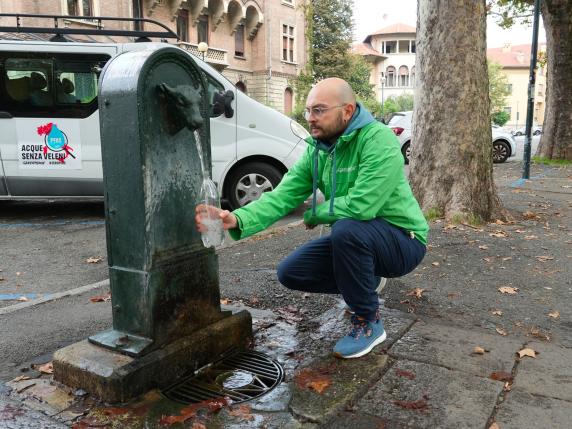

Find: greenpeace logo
<box><xmin>337</xmin><ymin>166</ymin><xmax>356</xmax><ymax>173</ymax></box>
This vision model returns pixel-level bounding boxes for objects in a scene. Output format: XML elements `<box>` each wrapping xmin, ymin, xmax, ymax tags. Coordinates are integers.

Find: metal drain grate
<box><xmin>162</xmin><ymin>349</ymin><xmax>284</xmax><ymax>404</ymax></box>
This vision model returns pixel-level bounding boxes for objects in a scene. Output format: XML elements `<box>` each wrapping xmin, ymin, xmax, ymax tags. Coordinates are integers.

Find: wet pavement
<box><xmin>1</xmin><ymin>161</ymin><xmax>571</xmax><ymax>428</ymax></box>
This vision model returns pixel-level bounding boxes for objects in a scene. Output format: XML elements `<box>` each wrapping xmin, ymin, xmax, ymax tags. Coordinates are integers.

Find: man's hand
<box><xmin>195</xmin><ymin>204</ymin><xmax>238</xmax><ymax>232</ymax></box>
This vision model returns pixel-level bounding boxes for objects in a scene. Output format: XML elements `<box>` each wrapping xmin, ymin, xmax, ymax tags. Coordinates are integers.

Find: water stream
<box><xmin>193</xmin><ymin>130</ymin><xmax>224</xmax><ymax>247</ymax></box>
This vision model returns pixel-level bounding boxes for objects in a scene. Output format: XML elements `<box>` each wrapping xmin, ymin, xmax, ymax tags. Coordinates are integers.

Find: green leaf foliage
<box><xmin>488</xmin><ymin>61</ymin><xmax>511</xmax><ymax>119</ymax></box>
<box><xmin>487</xmin><ymin>0</ymin><xmax>534</xmax><ymax>28</ymax></box>
<box><xmin>492</xmin><ymin>110</ymin><xmax>510</xmax><ymax>126</ymax></box>
<box><xmin>293</xmin><ymin>0</ymin><xmax>378</xmax><ymax>119</ymax></box>
<box><xmin>380</xmin><ymin>93</ymin><xmax>414</xmax><ymax>121</ymax></box>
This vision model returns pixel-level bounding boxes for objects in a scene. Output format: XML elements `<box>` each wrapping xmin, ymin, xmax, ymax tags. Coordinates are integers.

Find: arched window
<box><xmin>236</xmin><ymin>81</ymin><xmax>247</xmax><ymax>93</ymax></box>
<box><xmin>284</xmin><ymin>87</ymin><xmax>293</xmax><ymax>114</ymax></box>
<box><xmin>411</xmin><ymin>66</ymin><xmax>416</xmax><ymax>87</ymax></box>
<box><xmin>399</xmin><ymin>65</ymin><xmax>409</xmax><ymax>87</ymax></box>
<box><xmin>385</xmin><ymin>66</ymin><xmax>396</xmax><ymax>87</ymax></box>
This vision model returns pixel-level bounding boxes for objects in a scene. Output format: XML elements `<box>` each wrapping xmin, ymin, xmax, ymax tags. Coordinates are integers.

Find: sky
<box><xmin>353</xmin><ymin>0</ymin><xmax>546</xmax><ymax>48</ymax></box>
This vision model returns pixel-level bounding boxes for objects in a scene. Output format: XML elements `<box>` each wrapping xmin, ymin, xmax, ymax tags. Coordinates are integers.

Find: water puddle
<box><xmin>217</xmin><ymin>370</ymin><xmax>255</xmax><ymax>390</ymax></box>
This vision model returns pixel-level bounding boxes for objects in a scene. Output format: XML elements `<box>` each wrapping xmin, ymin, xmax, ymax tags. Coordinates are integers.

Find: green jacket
<box><xmin>229</xmin><ymin>104</ymin><xmax>429</xmax><ymax>245</ymax></box>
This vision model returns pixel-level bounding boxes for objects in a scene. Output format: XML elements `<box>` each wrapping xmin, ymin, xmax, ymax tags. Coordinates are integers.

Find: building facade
<box><xmin>355</xmin><ymin>25</ymin><xmax>546</xmax><ymax>128</ymax></box>
<box><xmin>354</xmin><ymin>23</ymin><xmax>416</xmax><ymax>105</ymax></box>
<box><xmin>0</xmin><ymin>0</ymin><xmax>308</xmax><ymax>114</ymax></box>
<box><xmin>487</xmin><ymin>43</ymin><xmax>547</xmax><ymax>129</ymax></box>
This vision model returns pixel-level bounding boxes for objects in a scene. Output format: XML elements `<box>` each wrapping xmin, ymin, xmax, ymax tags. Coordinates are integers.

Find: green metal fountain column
<box><xmin>88</xmin><ymin>45</ymin><xmax>224</xmax><ymax>356</ymax></box>
<box><xmin>53</xmin><ymin>46</ymin><xmax>252</xmax><ymax>402</ymax></box>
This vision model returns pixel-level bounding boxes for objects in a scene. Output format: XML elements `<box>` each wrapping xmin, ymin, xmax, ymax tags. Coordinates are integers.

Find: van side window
<box><xmin>0</xmin><ymin>53</ymin><xmax>109</xmax><ymax>118</ymax></box>
<box><xmin>205</xmin><ymin>76</ymin><xmax>224</xmax><ymax>118</ymax></box>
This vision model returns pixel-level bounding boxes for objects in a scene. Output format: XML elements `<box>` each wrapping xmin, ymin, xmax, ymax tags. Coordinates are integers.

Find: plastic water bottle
<box><xmin>198</xmin><ymin>178</ymin><xmax>225</xmax><ymax>248</ymax></box>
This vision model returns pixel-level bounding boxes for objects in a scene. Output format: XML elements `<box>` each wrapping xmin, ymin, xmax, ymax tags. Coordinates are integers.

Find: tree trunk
<box><xmin>409</xmin><ymin>0</ymin><xmax>505</xmax><ymax>222</ymax></box>
<box><xmin>537</xmin><ymin>0</ymin><xmax>572</xmax><ymax>160</ymax></box>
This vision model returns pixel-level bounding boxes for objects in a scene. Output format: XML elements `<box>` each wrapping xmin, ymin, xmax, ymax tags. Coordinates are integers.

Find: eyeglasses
<box><xmin>303</xmin><ymin>104</ymin><xmax>346</xmax><ymax>120</ymax></box>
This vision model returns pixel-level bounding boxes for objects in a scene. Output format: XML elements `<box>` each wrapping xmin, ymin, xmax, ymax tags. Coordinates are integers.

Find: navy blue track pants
<box><xmin>277</xmin><ymin>218</ymin><xmax>426</xmax><ymax>321</ymax></box>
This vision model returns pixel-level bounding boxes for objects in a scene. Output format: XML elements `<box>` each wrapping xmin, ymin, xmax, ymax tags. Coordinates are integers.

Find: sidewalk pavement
<box><xmin>1</xmin><ymin>162</ymin><xmax>570</xmax><ymax>428</ymax></box>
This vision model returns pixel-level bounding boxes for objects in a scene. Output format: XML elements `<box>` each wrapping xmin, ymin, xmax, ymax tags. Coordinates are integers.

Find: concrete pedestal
<box><xmin>53</xmin><ymin>311</ymin><xmax>252</xmax><ymax>403</ymax></box>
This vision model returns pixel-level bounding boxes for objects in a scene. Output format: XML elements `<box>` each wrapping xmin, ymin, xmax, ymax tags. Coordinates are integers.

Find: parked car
<box><xmin>387</xmin><ymin>112</ymin><xmax>412</xmax><ymax>164</ymax></box>
<box><xmin>388</xmin><ymin>111</ymin><xmax>517</xmax><ymax>164</ymax></box>
<box><xmin>512</xmin><ymin>126</ymin><xmax>542</xmax><ymax>136</ymax></box>
<box><xmin>0</xmin><ymin>34</ymin><xmax>308</xmax><ymax>209</ymax></box>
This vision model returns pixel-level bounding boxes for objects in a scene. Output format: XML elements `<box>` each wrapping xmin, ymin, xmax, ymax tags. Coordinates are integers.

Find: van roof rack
<box><xmin>0</xmin><ymin>13</ymin><xmax>179</xmax><ymax>42</ymax></box>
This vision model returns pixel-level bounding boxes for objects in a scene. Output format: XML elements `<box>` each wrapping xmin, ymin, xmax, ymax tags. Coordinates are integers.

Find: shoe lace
<box><xmin>349</xmin><ymin>315</ymin><xmax>371</xmax><ymax>339</ymax></box>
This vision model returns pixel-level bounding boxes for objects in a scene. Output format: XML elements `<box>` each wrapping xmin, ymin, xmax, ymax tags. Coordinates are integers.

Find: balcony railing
<box><xmin>177</xmin><ymin>42</ymin><xmax>228</xmax><ymax>67</ymax></box>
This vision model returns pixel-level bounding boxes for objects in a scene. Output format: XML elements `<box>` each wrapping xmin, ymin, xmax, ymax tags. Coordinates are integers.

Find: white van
<box><xmin>0</xmin><ymin>37</ymin><xmax>308</xmax><ymax>209</ymax></box>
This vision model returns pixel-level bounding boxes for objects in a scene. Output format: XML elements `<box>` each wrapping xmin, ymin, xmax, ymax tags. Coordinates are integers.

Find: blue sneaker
<box><xmin>333</xmin><ymin>315</ymin><xmax>387</xmax><ymax>359</ymax></box>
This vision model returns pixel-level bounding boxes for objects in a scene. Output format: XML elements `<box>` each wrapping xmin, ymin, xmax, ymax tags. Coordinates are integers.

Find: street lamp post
<box><xmin>522</xmin><ymin>0</ymin><xmax>541</xmax><ymax>180</ymax></box>
<box><xmin>198</xmin><ymin>42</ymin><xmax>208</xmax><ymax>62</ymax></box>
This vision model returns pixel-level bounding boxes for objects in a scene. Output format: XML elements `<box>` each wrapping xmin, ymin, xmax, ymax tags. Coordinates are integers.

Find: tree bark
<box><xmin>537</xmin><ymin>0</ymin><xmax>572</xmax><ymax>160</ymax></box>
<box><xmin>410</xmin><ymin>0</ymin><xmax>505</xmax><ymax>221</ymax></box>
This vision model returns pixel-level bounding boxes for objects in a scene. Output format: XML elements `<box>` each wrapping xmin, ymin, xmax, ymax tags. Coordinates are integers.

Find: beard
<box><xmin>311</xmin><ymin>112</ymin><xmax>347</xmax><ymax>142</ymax></box>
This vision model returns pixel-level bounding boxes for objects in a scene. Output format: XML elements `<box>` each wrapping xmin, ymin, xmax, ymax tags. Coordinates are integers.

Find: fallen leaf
<box><xmin>228</xmin><ymin>404</ymin><xmax>255</xmax><ymax>421</ymax></box>
<box><xmin>490</xmin><ymin>230</ymin><xmax>508</xmax><ymax>238</ymax></box>
<box><xmin>16</xmin><ymin>271</ymin><xmax>21</xmax><ymax>276</ymax></box>
<box><xmin>444</xmin><ymin>224</ymin><xmax>457</xmax><ymax>230</ymax></box>
<box><xmin>90</xmin><ymin>293</ymin><xmax>111</xmax><ymax>303</ymax></box>
<box><xmin>101</xmin><ymin>407</ymin><xmax>130</xmax><ymax>417</ymax></box>
<box><xmin>473</xmin><ymin>346</ymin><xmax>486</xmax><ymax>355</ymax></box>
<box><xmin>496</xmin><ymin>327</ymin><xmax>508</xmax><ymax>336</ymax></box>
<box><xmin>548</xmin><ymin>311</ymin><xmax>560</xmax><ymax>319</ymax></box>
<box><xmin>159</xmin><ymin>410</ymin><xmax>195</xmax><ymax>425</ymax></box>
<box><xmin>494</xmin><ymin>219</ymin><xmax>506</xmax><ymax>225</ymax></box>
<box><xmin>489</xmin><ymin>422</ymin><xmax>500</xmax><ymax>429</ymax></box>
<box><xmin>502</xmin><ymin>257</ymin><xmax>512</xmax><ymax>261</ymax></box>
<box><xmin>86</xmin><ymin>257</ymin><xmax>103</xmax><ymax>264</ymax></box>
<box><xmin>523</xmin><ymin>211</ymin><xmax>541</xmax><ymax>220</ymax></box>
<box><xmin>220</xmin><ymin>298</ymin><xmax>230</xmax><ymax>305</ymax></box>
<box><xmin>514</xmin><ymin>229</ymin><xmax>526</xmax><ymax>233</ymax></box>
<box><xmin>535</xmin><ymin>255</ymin><xmax>554</xmax><ymax>262</ymax></box>
<box><xmin>478</xmin><ymin>245</ymin><xmax>489</xmax><ymax>250</ymax></box>
<box><xmin>492</xmin><ymin>310</ymin><xmax>503</xmax><ymax>316</ymax></box>
<box><xmin>295</xmin><ymin>365</ymin><xmax>335</xmax><ymax>394</ymax></box>
<box><xmin>524</xmin><ymin>235</ymin><xmax>538</xmax><ymax>240</ymax></box>
<box><xmin>392</xmin><ymin>395</ymin><xmax>430</xmax><ymax>411</ymax></box>
<box><xmin>37</xmin><ymin>362</ymin><xmax>53</xmax><ymax>374</ymax></box>
<box><xmin>406</xmin><ymin>287</ymin><xmax>425</xmax><ymax>299</ymax></box>
<box><xmin>17</xmin><ymin>296</ymin><xmax>29</xmax><ymax>302</ymax></box>
<box><xmin>529</xmin><ymin>327</ymin><xmax>551</xmax><ymax>341</ymax></box>
<box><xmin>159</xmin><ymin>398</ymin><xmax>230</xmax><ymax>426</ymax></box>
<box><xmin>11</xmin><ymin>375</ymin><xmax>31</xmax><ymax>382</ymax></box>
<box><xmin>431</xmin><ymin>262</ymin><xmax>440</xmax><ymax>266</ymax></box>
<box><xmin>490</xmin><ymin>371</ymin><xmax>513</xmax><ymax>382</ymax></box>
<box><xmin>498</xmin><ymin>286</ymin><xmax>519</xmax><ymax>295</ymax></box>
<box><xmin>307</xmin><ymin>379</ymin><xmax>330</xmax><ymax>394</ymax></box>
<box><xmin>518</xmin><ymin>348</ymin><xmax>537</xmax><ymax>358</ymax></box>
<box><xmin>483</xmin><ymin>257</ymin><xmax>493</xmax><ymax>262</ymax></box>
<box><xmin>276</xmin><ymin>305</ymin><xmax>303</xmax><ymax>324</ymax></box>
<box><xmin>394</xmin><ymin>368</ymin><xmax>416</xmax><ymax>379</ymax></box>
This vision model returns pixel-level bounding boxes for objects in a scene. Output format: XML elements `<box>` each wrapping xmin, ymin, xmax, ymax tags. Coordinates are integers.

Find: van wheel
<box><xmin>225</xmin><ymin>162</ymin><xmax>283</xmax><ymax>210</ymax></box>
<box><xmin>401</xmin><ymin>141</ymin><xmax>411</xmax><ymax>165</ymax></box>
